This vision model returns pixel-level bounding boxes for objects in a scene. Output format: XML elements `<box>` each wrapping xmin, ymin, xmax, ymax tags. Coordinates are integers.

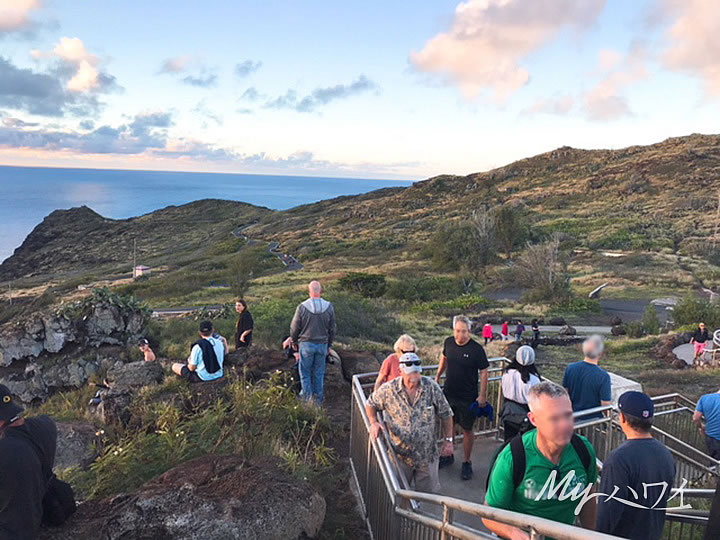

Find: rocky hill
<box><xmin>2</xmin><ymin>133</ymin><xmax>720</xmax><ymax>282</ymax></box>
<box><xmin>0</xmin><ymin>199</ymin><xmax>272</xmax><ymax>281</ymax></box>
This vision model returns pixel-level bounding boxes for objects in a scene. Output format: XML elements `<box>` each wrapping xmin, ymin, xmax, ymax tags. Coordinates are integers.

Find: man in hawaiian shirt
<box><xmin>366</xmin><ymin>352</ymin><xmax>454</xmax><ymax>493</ymax></box>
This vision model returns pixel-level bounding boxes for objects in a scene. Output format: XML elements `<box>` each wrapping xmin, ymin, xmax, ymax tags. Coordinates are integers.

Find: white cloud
<box><xmin>661</xmin><ymin>0</ymin><xmax>720</xmax><ymax>97</ymax></box>
<box><xmin>410</xmin><ymin>0</ymin><xmax>606</xmax><ymax>101</ymax></box>
<box><xmin>32</xmin><ymin>37</ymin><xmax>107</xmax><ymax>93</ymax></box>
<box><xmin>159</xmin><ymin>55</ymin><xmax>193</xmax><ymax>74</ymax></box>
<box><xmin>582</xmin><ymin>41</ymin><xmax>648</xmax><ymax>121</ymax></box>
<box><xmin>0</xmin><ymin>0</ymin><xmax>40</xmax><ymax>33</ymax></box>
<box><xmin>522</xmin><ymin>95</ymin><xmax>574</xmax><ymax>116</ymax></box>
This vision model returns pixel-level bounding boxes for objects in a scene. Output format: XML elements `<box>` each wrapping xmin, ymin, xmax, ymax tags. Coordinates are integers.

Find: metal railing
<box><xmin>350</xmin><ymin>359</ymin><xmax>715</xmax><ymax>539</ymax></box>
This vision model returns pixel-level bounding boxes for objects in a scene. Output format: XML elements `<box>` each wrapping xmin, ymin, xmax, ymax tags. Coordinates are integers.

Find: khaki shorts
<box><xmin>396</xmin><ymin>457</ymin><xmax>440</xmax><ymax>493</ymax></box>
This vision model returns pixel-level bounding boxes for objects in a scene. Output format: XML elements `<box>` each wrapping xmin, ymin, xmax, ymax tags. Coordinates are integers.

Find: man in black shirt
<box><xmin>597</xmin><ymin>391</ymin><xmax>675</xmax><ymax>540</ymax></box>
<box><xmin>0</xmin><ymin>384</ymin><xmax>58</xmax><ymax>540</ymax></box>
<box><xmin>435</xmin><ymin>315</ymin><xmax>489</xmax><ymax>480</ymax></box>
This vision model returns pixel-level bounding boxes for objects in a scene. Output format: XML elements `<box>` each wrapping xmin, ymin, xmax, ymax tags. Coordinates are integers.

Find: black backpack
<box><xmin>41</xmin><ymin>474</ymin><xmax>77</xmax><ymax>526</ymax></box>
<box><xmin>24</xmin><ymin>434</ymin><xmax>77</xmax><ymax>527</ymax></box>
<box><xmin>486</xmin><ymin>431</ymin><xmax>592</xmax><ymax>490</ymax></box>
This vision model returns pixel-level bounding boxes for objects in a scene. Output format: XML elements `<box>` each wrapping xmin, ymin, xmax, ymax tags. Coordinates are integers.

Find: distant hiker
<box><xmin>501</xmin><ymin>320</ymin><xmax>510</xmax><ymax>341</ymax></box>
<box><xmin>483</xmin><ymin>382</ymin><xmax>598</xmax><ymax>537</ymax></box>
<box><xmin>0</xmin><ymin>385</ymin><xmax>68</xmax><ymax>539</ymax></box>
<box><xmin>597</xmin><ymin>391</ymin><xmax>675</xmax><ymax>540</ymax></box>
<box><xmin>366</xmin><ymin>352</ymin><xmax>454</xmax><ymax>493</ymax></box>
<box><xmin>531</xmin><ymin>319</ymin><xmax>540</xmax><ymax>348</ymax></box>
<box><xmin>482</xmin><ymin>323</ymin><xmax>494</xmax><ymax>345</ymax></box>
<box><xmin>374</xmin><ymin>334</ymin><xmax>417</xmax><ymax>391</ymax></box>
<box><xmin>435</xmin><ymin>315</ymin><xmax>490</xmax><ymax>481</ymax></box>
<box><xmin>500</xmin><ymin>346</ymin><xmax>541</xmax><ymax>441</ymax></box>
<box><xmin>234</xmin><ymin>299</ymin><xmax>254</xmax><ymax>350</ymax></box>
<box><xmin>515</xmin><ymin>320</ymin><xmax>525</xmax><ymax>342</ymax></box>
<box><xmin>562</xmin><ymin>334</ymin><xmax>611</xmax><ymax>420</ymax></box>
<box><xmin>691</xmin><ymin>322</ymin><xmax>711</xmax><ymax>362</ymax></box>
<box><xmin>138</xmin><ymin>338</ymin><xmax>156</xmax><ymax>362</ymax></box>
<box><xmin>172</xmin><ymin>320</ymin><xmax>224</xmax><ymax>382</ymax></box>
<box><xmin>694</xmin><ymin>387</ymin><xmax>720</xmax><ymax>459</ymax></box>
<box><xmin>290</xmin><ymin>280</ymin><xmax>337</xmax><ymax>404</ymax></box>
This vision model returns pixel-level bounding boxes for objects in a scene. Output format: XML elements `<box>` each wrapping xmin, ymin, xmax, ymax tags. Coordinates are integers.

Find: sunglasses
<box><xmin>400</xmin><ymin>349</ymin><xmax>416</xmax><ymax>354</ymax></box>
<box><xmin>400</xmin><ymin>360</ymin><xmax>421</xmax><ymax>367</ymax></box>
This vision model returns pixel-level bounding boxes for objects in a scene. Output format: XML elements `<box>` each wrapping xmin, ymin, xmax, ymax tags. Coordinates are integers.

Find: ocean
<box><xmin>0</xmin><ymin>165</ymin><xmax>415</xmax><ymax>264</ymax></box>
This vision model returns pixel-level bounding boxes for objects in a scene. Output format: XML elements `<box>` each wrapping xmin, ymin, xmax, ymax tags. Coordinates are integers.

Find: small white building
<box><xmin>134</xmin><ymin>265</ymin><xmax>151</xmax><ymax>278</ymax></box>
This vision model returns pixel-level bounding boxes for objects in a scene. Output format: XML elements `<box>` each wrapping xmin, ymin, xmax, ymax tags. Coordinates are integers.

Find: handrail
<box><xmin>395</xmin><ymin>489</ymin><xmax>622</xmax><ymax>540</ymax></box>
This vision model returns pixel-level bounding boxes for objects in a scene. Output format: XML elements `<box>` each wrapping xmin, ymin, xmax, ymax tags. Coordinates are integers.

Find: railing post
<box><xmin>440</xmin><ymin>504</ymin><xmax>454</xmax><ymax>540</ymax></box>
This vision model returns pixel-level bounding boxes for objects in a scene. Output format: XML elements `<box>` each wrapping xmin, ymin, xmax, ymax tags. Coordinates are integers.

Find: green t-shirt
<box><xmin>485</xmin><ymin>430</ymin><xmax>597</xmax><ymax>526</ymax></box>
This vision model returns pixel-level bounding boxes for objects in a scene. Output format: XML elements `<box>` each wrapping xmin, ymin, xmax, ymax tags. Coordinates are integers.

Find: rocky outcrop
<box><xmin>105</xmin><ymin>361</ymin><xmax>164</xmax><ymax>389</ymax></box>
<box><xmin>39</xmin><ymin>455</ymin><xmax>326</xmax><ymax>540</ymax></box>
<box><xmin>55</xmin><ymin>422</ymin><xmax>103</xmax><ymax>471</ymax></box>
<box><xmin>338</xmin><ymin>350</ymin><xmax>381</xmax><ymax>381</ymax></box>
<box><xmin>651</xmin><ymin>332</ymin><xmax>693</xmax><ymax>369</ymax></box>
<box><xmin>0</xmin><ymin>299</ymin><xmax>148</xmax><ymax>403</ymax></box>
<box><xmin>558</xmin><ymin>325</ymin><xmax>577</xmax><ymax>336</ymax></box>
<box><xmin>0</xmin><ymin>303</ymin><xmax>146</xmax><ymax>367</ymax></box>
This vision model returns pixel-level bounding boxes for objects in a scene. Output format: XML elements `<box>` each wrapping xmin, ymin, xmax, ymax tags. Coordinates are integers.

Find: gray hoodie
<box><xmin>290</xmin><ymin>297</ymin><xmax>336</xmax><ymax>347</ymax></box>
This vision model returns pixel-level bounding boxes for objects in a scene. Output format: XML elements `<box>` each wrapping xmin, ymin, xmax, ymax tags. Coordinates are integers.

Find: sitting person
<box><xmin>0</xmin><ymin>385</ymin><xmax>59</xmax><ymax>539</ymax></box>
<box><xmin>172</xmin><ymin>321</ymin><xmax>224</xmax><ymax>382</ymax></box>
<box><xmin>138</xmin><ymin>338</ymin><xmax>156</xmax><ymax>362</ymax></box>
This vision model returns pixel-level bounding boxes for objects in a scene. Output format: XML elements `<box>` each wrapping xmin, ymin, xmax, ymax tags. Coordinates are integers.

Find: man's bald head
<box><xmin>309</xmin><ymin>280</ymin><xmax>323</xmax><ymax>297</ymax></box>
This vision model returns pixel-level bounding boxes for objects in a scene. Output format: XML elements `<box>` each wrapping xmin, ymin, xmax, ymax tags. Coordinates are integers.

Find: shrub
<box><xmin>672</xmin><ymin>295</ymin><xmax>720</xmax><ymax>329</ymax></box>
<box><xmin>326</xmin><ymin>291</ymin><xmax>401</xmax><ymax>344</ymax></box>
<box><xmin>626</xmin><ymin>321</ymin><xmax>646</xmax><ymax>338</ymax></box>
<box><xmin>386</xmin><ymin>276</ymin><xmax>464</xmax><ymax>302</ymax></box>
<box><xmin>641</xmin><ymin>304</ymin><xmax>661</xmax><ymax>335</ymax></box>
<box><xmin>62</xmin><ymin>374</ymin><xmax>333</xmax><ymax>499</ymax></box>
<box><xmin>338</xmin><ymin>272</ymin><xmax>387</xmax><ymax>298</ymax></box>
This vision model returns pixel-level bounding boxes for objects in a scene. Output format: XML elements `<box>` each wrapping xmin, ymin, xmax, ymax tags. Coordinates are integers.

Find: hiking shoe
<box><xmin>461</xmin><ymin>461</ymin><xmax>473</xmax><ymax>480</ymax></box>
<box><xmin>438</xmin><ymin>454</ymin><xmax>454</xmax><ymax>469</ymax></box>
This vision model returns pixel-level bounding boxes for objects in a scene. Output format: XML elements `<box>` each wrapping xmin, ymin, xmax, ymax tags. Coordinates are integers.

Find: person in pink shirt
<box><xmin>374</xmin><ymin>334</ymin><xmax>418</xmax><ymax>391</ymax></box>
<box><xmin>482</xmin><ymin>323</ymin><xmax>494</xmax><ymax>345</ymax></box>
<box><xmin>501</xmin><ymin>320</ymin><xmax>510</xmax><ymax>341</ymax></box>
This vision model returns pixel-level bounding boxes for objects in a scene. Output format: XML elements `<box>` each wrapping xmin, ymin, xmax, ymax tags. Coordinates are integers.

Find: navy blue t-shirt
<box><xmin>597</xmin><ymin>438</ymin><xmax>676</xmax><ymax>540</ymax></box>
<box><xmin>562</xmin><ymin>361</ymin><xmax>611</xmax><ymax>419</ymax></box>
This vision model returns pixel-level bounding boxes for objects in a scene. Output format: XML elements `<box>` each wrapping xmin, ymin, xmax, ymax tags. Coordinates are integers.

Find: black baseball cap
<box><xmin>138</xmin><ymin>338</ymin><xmax>149</xmax><ymax>346</ymax></box>
<box><xmin>0</xmin><ymin>385</ymin><xmax>24</xmax><ymax>423</ymax></box>
<box><xmin>618</xmin><ymin>391</ymin><xmax>654</xmax><ymax>419</ymax></box>
<box><xmin>199</xmin><ymin>320</ymin><xmax>213</xmax><ymax>333</ymax></box>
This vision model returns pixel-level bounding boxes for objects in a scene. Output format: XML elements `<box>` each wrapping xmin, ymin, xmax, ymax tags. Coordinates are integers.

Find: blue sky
<box><xmin>0</xmin><ymin>0</ymin><xmax>718</xmax><ymax>180</ymax></box>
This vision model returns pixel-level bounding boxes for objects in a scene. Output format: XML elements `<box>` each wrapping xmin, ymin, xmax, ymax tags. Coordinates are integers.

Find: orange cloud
<box><xmin>410</xmin><ymin>0</ymin><xmax>606</xmax><ymax>101</ymax></box>
<box><xmin>662</xmin><ymin>0</ymin><xmax>720</xmax><ymax>97</ymax></box>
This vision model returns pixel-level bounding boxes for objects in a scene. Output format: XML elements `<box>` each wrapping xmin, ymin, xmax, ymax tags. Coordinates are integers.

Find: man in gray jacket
<box><xmin>290</xmin><ymin>280</ymin><xmax>337</xmax><ymax>404</ymax></box>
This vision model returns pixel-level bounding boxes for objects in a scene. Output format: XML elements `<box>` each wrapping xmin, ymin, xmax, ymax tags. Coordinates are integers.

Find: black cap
<box><xmin>618</xmin><ymin>391</ymin><xmax>654</xmax><ymax>419</ymax></box>
<box><xmin>199</xmin><ymin>320</ymin><xmax>213</xmax><ymax>333</ymax></box>
<box><xmin>0</xmin><ymin>385</ymin><xmax>24</xmax><ymax>423</ymax></box>
<box><xmin>138</xmin><ymin>338</ymin><xmax>149</xmax><ymax>346</ymax></box>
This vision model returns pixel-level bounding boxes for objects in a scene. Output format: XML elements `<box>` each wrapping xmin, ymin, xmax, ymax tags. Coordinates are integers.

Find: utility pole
<box><xmin>7</xmin><ymin>282</ymin><xmax>11</xmax><ymax>306</ymax></box>
<box><xmin>133</xmin><ymin>238</ymin><xmax>137</xmax><ymax>279</ymax></box>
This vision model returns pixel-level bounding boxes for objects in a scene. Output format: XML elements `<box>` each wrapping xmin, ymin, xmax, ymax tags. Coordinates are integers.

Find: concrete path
<box><xmin>487</xmin><ymin>324</ymin><xmax>612</xmax><ymax>335</ymax></box>
<box><xmin>420</xmin><ymin>436</ymin><xmax>504</xmax><ymax>533</ymax></box>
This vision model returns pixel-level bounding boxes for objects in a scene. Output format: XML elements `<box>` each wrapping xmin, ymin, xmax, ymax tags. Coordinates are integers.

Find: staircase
<box><xmin>349</xmin><ymin>358</ymin><xmax>718</xmax><ymax>540</ymax></box>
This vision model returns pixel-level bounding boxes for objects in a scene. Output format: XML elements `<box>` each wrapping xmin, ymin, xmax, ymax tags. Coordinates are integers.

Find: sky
<box><xmin>0</xmin><ymin>0</ymin><xmax>718</xmax><ymax>180</ymax></box>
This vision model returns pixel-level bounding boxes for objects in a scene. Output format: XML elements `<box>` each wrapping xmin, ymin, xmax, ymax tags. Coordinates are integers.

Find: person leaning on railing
<box><xmin>365</xmin><ymin>353</ymin><xmax>454</xmax><ymax>493</ymax></box>
<box><xmin>483</xmin><ymin>381</ymin><xmax>598</xmax><ymax>540</ymax></box>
